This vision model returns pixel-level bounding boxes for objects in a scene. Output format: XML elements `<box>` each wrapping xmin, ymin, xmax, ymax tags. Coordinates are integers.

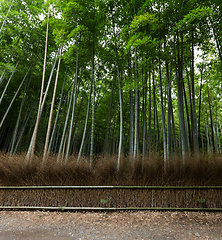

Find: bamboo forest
<box><xmin>0</xmin><ymin>0</ymin><xmax>222</xmax><ymax>186</ymax></box>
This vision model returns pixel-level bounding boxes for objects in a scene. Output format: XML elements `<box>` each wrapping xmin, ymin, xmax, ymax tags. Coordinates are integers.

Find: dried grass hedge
<box><xmin>0</xmin><ymin>152</ymin><xmax>222</xmax><ymax>187</ymax></box>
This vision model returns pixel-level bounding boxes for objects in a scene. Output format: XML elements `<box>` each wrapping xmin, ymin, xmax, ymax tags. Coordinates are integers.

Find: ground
<box><xmin>0</xmin><ymin>211</ymin><xmax>221</xmax><ymax>239</ymax></box>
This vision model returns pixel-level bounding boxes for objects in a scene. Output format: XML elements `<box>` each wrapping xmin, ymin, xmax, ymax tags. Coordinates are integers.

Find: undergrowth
<box><xmin>0</xmin><ymin>152</ymin><xmax>222</xmax><ymax>186</ymax></box>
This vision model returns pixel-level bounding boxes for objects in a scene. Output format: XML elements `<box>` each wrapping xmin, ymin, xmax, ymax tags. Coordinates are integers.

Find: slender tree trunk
<box><xmin>138</xmin><ymin>87</ymin><xmax>143</xmax><ymax>147</ymax></box>
<box><xmin>90</xmin><ymin>50</ymin><xmax>95</xmax><ymax>167</ymax></box>
<box><xmin>133</xmin><ymin>49</ymin><xmax>138</xmax><ymax>161</ymax></box>
<box><xmin>219</xmin><ymin>122</ymin><xmax>222</xmax><ymax>153</ymax></box>
<box><xmin>47</xmin><ymin>68</ymin><xmax>67</xmax><ymax>155</ymax></box>
<box><xmin>77</xmin><ymin>70</ymin><xmax>93</xmax><ymax>162</ymax></box>
<box><xmin>210</xmin><ymin>19</ymin><xmax>222</xmax><ymax>63</ymax></box>
<box><xmin>190</xmin><ymin>31</ymin><xmax>199</xmax><ymax>155</ymax></box>
<box><xmin>0</xmin><ymin>69</ymin><xmax>6</xmax><ymax>86</ymax></box>
<box><xmin>142</xmin><ymin>71</ymin><xmax>147</xmax><ymax>167</ymax></box>
<box><xmin>26</xmin><ymin>7</ymin><xmax>50</xmax><ymax>162</ymax></box>
<box><xmin>0</xmin><ymin>0</ymin><xmax>14</xmax><ymax>34</ymax></box>
<box><xmin>52</xmin><ymin>91</ymin><xmax>71</xmax><ymax>154</ymax></box>
<box><xmin>0</xmin><ymin>62</ymin><xmax>33</xmax><ymax>131</ymax></box>
<box><xmin>104</xmin><ymin>82</ymin><xmax>113</xmax><ymax>153</ymax></box>
<box><xmin>43</xmin><ymin>46</ymin><xmax>63</xmax><ymax>163</ymax></box>
<box><xmin>158</xmin><ymin>56</ymin><xmax>167</xmax><ymax>164</ymax></box>
<box><xmin>115</xmin><ymin>50</ymin><xmax>123</xmax><ymax>171</ymax></box>
<box><xmin>9</xmin><ymin>74</ymin><xmax>30</xmax><ymax>156</ymax></box>
<box><xmin>207</xmin><ymin>85</ymin><xmax>215</xmax><ymax>152</ymax></box>
<box><xmin>175</xmin><ymin>32</ymin><xmax>189</xmax><ymax>160</ymax></box>
<box><xmin>214</xmin><ymin>116</ymin><xmax>219</xmax><ymax>153</ymax></box>
<box><xmin>186</xmin><ymin>70</ymin><xmax>194</xmax><ymax>150</ymax></box>
<box><xmin>25</xmin><ymin>53</ymin><xmax>58</xmax><ymax>160</ymax></box>
<box><xmin>171</xmin><ymin>100</ymin><xmax>177</xmax><ymax>156</ymax></box>
<box><xmin>65</xmin><ymin>52</ymin><xmax>78</xmax><ymax>162</ymax></box>
<box><xmin>205</xmin><ymin>120</ymin><xmax>211</xmax><ymax>154</ymax></box>
<box><xmin>183</xmin><ymin>83</ymin><xmax>192</xmax><ymax>151</ymax></box>
<box><xmin>148</xmin><ymin>71</ymin><xmax>152</xmax><ymax>155</ymax></box>
<box><xmin>198</xmin><ymin>67</ymin><xmax>203</xmax><ymax>148</ymax></box>
<box><xmin>70</xmin><ymin>94</ymin><xmax>84</xmax><ymax>152</ymax></box>
<box><xmin>129</xmin><ymin>56</ymin><xmax>134</xmax><ymax>161</ymax></box>
<box><xmin>12</xmin><ymin>93</ymin><xmax>39</xmax><ymax>155</ymax></box>
<box><xmin>112</xmin><ymin>104</ymin><xmax>117</xmax><ymax>155</ymax></box>
<box><xmin>153</xmin><ymin>73</ymin><xmax>158</xmax><ymax>152</ymax></box>
<box><xmin>89</xmin><ymin>5</ymin><xmax>96</xmax><ymax>166</ymax></box>
<box><xmin>216</xmin><ymin>121</ymin><xmax>221</xmax><ymax>153</ymax></box>
<box><xmin>112</xmin><ymin>13</ymin><xmax>123</xmax><ymax>171</ymax></box>
<box><xmin>0</xmin><ymin>60</ymin><xmax>19</xmax><ymax>106</ymax></box>
<box><xmin>166</xmin><ymin>55</ymin><xmax>172</xmax><ymax>158</ymax></box>
<box><xmin>90</xmin><ymin>58</ymin><xmax>95</xmax><ymax>167</ymax></box>
<box><xmin>57</xmin><ymin>74</ymin><xmax>76</xmax><ymax>162</ymax></box>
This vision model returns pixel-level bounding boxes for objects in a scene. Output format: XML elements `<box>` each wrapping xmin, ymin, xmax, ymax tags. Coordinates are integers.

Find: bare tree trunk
<box><xmin>104</xmin><ymin>82</ymin><xmax>113</xmax><ymax>153</ymax></box>
<box><xmin>112</xmin><ymin>12</ymin><xmax>123</xmax><ymax>171</ymax></box>
<box><xmin>175</xmin><ymin>32</ymin><xmax>189</xmax><ymax>161</ymax></box>
<box><xmin>0</xmin><ymin>0</ymin><xmax>14</xmax><ymax>34</ymax></box>
<box><xmin>26</xmin><ymin>53</ymin><xmax>58</xmax><ymax>159</ymax></box>
<box><xmin>112</xmin><ymin>104</ymin><xmax>117</xmax><ymax>155</ymax></box>
<box><xmin>207</xmin><ymin>85</ymin><xmax>215</xmax><ymax>152</ymax></box>
<box><xmin>26</xmin><ymin>7</ymin><xmax>50</xmax><ymax>162</ymax></box>
<box><xmin>183</xmin><ymin>83</ymin><xmax>192</xmax><ymax>151</ymax></box>
<box><xmin>198</xmin><ymin>67</ymin><xmax>203</xmax><ymax>148</ymax></box>
<box><xmin>142</xmin><ymin>71</ymin><xmax>147</xmax><ymax>167</ymax></box>
<box><xmin>205</xmin><ymin>120</ymin><xmax>211</xmax><ymax>154</ymax></box>
<box><xmin>90</xmin><ymin>51</ymin><xmax>95</xmax><ymax>167</ymax></box>
<box><xmin>133</xmin><ymin>49</ymin><xmax>138</xmax><ymax>162</ymax></box>
<box><xmin>114</xmin><ymin>44</ymin><xmax>123</xmax><ymax>172</ymax></box>
<box><xmin>77</xmin><ymin>69</ymin><xmax>92</xmax><ymax>162</ymax></box>
<box><xmin>12</xmin><ymin>93</ymin><xmax>39</xmax><ymax>155</ymax></box>
<box><xmin>171</xmin><ymin>100</ymin><xmax>177</xmax><ymax>156</ymax></box>
<box><xmin>0</xmin><ymin>69</ymin><xmax>6</xmax><ymax>86</ymax></box>
<box><xmin>9</xmin><ymin>73</ymin><xmax>29</xmax><ymax>156</ymax></box>
<box><xmin>129</xmin><ymin>55</ymin><xmax>134</xmax><ymax>161</ymax></box>
<box><xmin>0</xmin><ymin>60</ymin><xmax>19</xmax><ymax>106</ymax></box>
<box><xmin>158</xmin><ymin>56</ymin><xmax>167</xmax><ymax>165</ymax></box>
<box><xmin>57</xmin><ymin>73</ymin><xmax>76</xmax><ymax>162</ymax></box>
<box><xmin>148</xmin><ymin>71</ymin><xmax>152</xmax><ymax>155</ymax></box>
<box><xmin>65</xmin><ymin>52</ymin><xmax>78</xmax><ymax>162</ymax></box>
<box><xmin>43</xmin><ymin>46</ymin><xmax>63</xmax><ymax>163</ymax></box>
<box><xmin>190</xmin><ymin>30</ymin><xmax>199</xmax><ymax>156</ymax></box>
<box><xmin>0</xmin><ymin>62</ymin><xmax>33</xmax><ymax>131</ymax></box>
<box><xmin>47</xmin><ymin>69</ymin><xmax>67</xmax><ymax>155</ymax></box>
<box><xmin>166</xmin><ymin>54</ymin><xmax>173</xmax><ymax>159</ymax></box>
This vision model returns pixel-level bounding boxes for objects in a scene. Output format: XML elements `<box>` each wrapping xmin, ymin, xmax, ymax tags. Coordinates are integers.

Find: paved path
<box><xmin>0</xmin><ymin>211</ymin><xmax>221</xmax><ymax>239</ymax></box>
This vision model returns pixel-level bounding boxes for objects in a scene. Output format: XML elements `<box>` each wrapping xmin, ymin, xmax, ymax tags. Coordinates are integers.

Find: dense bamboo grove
<box><xmin>0</xmin><ymin>0</ymin><xmax>222</xmax><ymax>171</ymax></box>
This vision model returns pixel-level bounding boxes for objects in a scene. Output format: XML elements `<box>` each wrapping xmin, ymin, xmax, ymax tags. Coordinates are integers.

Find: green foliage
<box><xmin>59</xmin><ymin>205</ymin><xmax>66</xmax><ymax>211</ymax></box>
<box><xmin>100</xmin><ymin>198</ymin><xmax>107</xmax><ymax>204</ymax></box>
<box><xmin>198</xmin><ymin>198</ymin><xmax>206</xmax><ymax>208</ymax></box>
<box><xmin>127</xmin><ymin>33</ymin><xmax>158</xmax><ymax>50</ymax></box>
<box><xmin>174</xmin><ymin>6</ymin><xmax>214</xmax><ymax>32</ymax></box>
<box><xmin>131</xmin><ymin>12</ymin><xmax>158</xmax><ymax>31</ymax></box>
<box><xmin>100</xmin><ymin>196</ymin><xmax>115</xmax><ymax>207</ymax></box>
<box><xmin>198</xmin><ymin>198</ymin><xmax>205</xmax><ymax>204</ymax></box>
<box><xmin>126</xmin><ymin>11</ymin><xmax>159</xmax><ymax>51</ymax></box>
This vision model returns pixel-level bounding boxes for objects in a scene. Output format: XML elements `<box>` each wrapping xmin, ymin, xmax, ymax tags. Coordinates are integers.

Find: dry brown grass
<box><xmin>0</xmin><ymin>152</ymin><xmax>222</xmax><ymax>186</ymax></box>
